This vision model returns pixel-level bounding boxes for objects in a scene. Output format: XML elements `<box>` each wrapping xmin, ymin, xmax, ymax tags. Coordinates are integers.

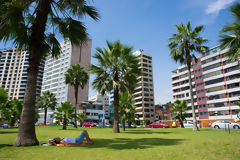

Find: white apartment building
<box><xmin>0</xmin><ymin>47</ymin><xmax>44</xmax><ymax>101</ymax></box>
<box><xmin>171</xmin><ymin>47</ymin><xmax>240</xmax><ymax>122</ymax></box>
<box><xmin>133</xmin><ymin>50</ymin><xmax>155</xmax><ymax>123</ymax></box>
<box><xmin>38</xmin><ymin>39</ymin><xmax>92</xmax><ymax>123</ymax></box>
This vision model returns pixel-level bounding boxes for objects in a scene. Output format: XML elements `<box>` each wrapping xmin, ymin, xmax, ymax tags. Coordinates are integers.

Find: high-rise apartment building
<box><xmin>172</xmin><ymin>47</ymin><xmax>240</xmax><ymax>122</ymax></box>
<box><xmin>41</xmin><ymin>39</ymin><xmax>91</xmax><ymax>105</ymax></box>
<box><xmin>38</xmin><ymin>39</ymin><xmax>92</xmax><ymax>123</ymax></box>
<box><xmin>0</xmin><ymin>48</ymin><xmax>44</xmax><ymax>101</ymax></box>
<box><xmin>133</xmin><ymin>50</ymin><xmax>155</xmax><ymax>123</ymax></box>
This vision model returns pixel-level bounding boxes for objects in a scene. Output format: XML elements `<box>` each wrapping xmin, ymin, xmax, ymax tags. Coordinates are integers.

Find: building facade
<box><xmin>78</xmin><ymin>101</ymin><xmax>105</xmax><ymax>123</ymax></box>
<box><xmin>89</xmin><ymin>93</ymin><xmax>110</xmax><ymax>117</ymax></box>
<box><xmin>0</xmin><ymin>48</ymin><xmax>44</xmax><ymax>101</ymax></box>
<box><xmin>171</xmin><ymin>47</ymin><xmax>240</xmax><ymax>121</ymax></box>
<box><xmin>155</xmin><ymin>103</ymin><xmax>173</xmax><ymax>121</ymax></box>
<box><xmin>38</xmin><ymin>39</ymin><xmax>92</xmax><ymax>123</ymax></box>
<box><xmin>133</xmin><ymin>50</ymin><xmax>155</xmax><ymax>123</ymax></box>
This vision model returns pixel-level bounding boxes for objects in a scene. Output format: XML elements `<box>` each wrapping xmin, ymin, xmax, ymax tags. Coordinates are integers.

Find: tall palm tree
<box><xmin>171</xmin><ymin>100</ymin><xmax>190</xmax><ymax>128</ymax></box>
<box><xmin>168</xmin><ymin>21</ymin><xmax>209</xmax><ymax>131</ymax></box>
<box><xmin>219</xmin><ymin>3</ymin><xmax>240</xmax><ymax>62</ymax></box>
<box><xmin>36</xmin><ymin>91</ymin><xmax>57</xmax><ymax>125</ymax></box>
<box><xmin>54</xmin><ymin>101</ymin><xmax>74</xmax><ymax>130</ymax></box>
<box><xmin>65</xmin><ymin>64</ymin><xmax>89</xmax><ymax>128</ymax></box>
<box><xmin>90</xmin><ymin>41</ymin><xmax>142</xmax><ymax>133</ymax></box>
<box><xmin>0</xmin><ymin>0</ymin><xmax>99</xmax><ymax>146</ymax></box>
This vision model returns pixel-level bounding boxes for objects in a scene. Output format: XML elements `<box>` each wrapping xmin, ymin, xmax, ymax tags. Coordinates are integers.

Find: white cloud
<box><xmin>205</xmin><ymin>0</ymin><xmax>235</xmax><ymax>15</ymax></box>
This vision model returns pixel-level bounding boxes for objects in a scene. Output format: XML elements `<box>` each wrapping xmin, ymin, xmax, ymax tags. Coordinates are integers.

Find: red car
<box><xmin>149</xmin><ymin>122</ymin><xmax>169</xmax><ymax>128</ymax></box>
<box><xmin>83</xmin><ymin>122</ymin><xmax>96</xmax><ymax>127</ymax></box>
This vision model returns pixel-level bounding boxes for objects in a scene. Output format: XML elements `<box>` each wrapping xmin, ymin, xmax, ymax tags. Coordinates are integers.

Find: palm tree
<box><xmin>54</xmin><ymin>101</ymin><xmax>74</xmax><ymax>130</ymax></box>
<box><xmin>36</xmin><ymin>91</ymin><xmax>57</xmax><ymax>125</ymax></box>
<box><xmin>168</xmin><ymin>21</ymin><xmax>209</xmax><ymax>131</ymax></box>
<box><xmin>219</xmin><ymin>3</ymin><xmax>240</xmax><ymax>62</ymax></box>
<box><xmin>76</xmin><ymin>113</ymin><xmax>86</xmax><ymax>127</ymax></box>
<box><xmin>65</xmin><ymin>64</ymin><xmax>89</xmax><ymax>128</ymax></box>
<box><xmin>119</xmin><ymin>92</ymin><xmax>136</xmax><ymax>131</ymax></box>
<box><xmin>90</xmin><ymin>40</ymin><xmax>142</xmax><ymax>133</ymax></box>
<box><xmin>171</xmin><ymin>100</ymin><xmax>190</xmax><ymax>128</ymax></box>
<box><xmin>0</xmin><ymin>0</ymin><xmax>99</xmax><ymax>146</ymax></box>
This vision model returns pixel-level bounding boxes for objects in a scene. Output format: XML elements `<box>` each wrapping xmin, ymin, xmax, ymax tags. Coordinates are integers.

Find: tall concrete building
<box><xmin>41</xmin><ymin>39</ymin><xmax>91</xmax><ymax>105</ymax></box>
<box><xmin>0</xmin><ymin>48</ymin><xmax>44</xmax><ymax>101</ymax></box>
<box><xmin>133</xmin><ymin>50</ymin><xmax>155</xmax><ymax>123</ymax></box>
<box><xmin>38</xmin><ymin>39</ymin><xmax>92</xmax><ymax>123</ymax></box>
<box><xmin>171</xmin><ymin>46</ymin><xmax>240</xmax><ymax>124</ymax></box>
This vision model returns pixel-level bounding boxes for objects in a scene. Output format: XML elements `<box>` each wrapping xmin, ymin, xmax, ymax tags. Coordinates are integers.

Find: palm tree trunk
<box><xmin>44</xmin><ymin>108</ymin><xmax>47</xmax><ymax>125</ymax></box>
<box><xmin>113</xmin><ymin>69</ymin><xmax>120</xmax><ymax>133</ymax></box>
<box><xmin>187</xmin><ymin>62</ymin><xmax>199</xmax><ymax>131</ymax></box>
<box><xmin>122</xmin><ymin>119</ymin><xmax>125</xmax><ymax>131</ymax></box>
<box><xmin>74</xmin><ymin>86</ymin><xmax>78</xmax><ymax>128</ymax></box>
<box><xmin>14</xmin><ymin>66</ymin><xmax>39</xmax><ymax>146</ymax></box>
<box><xmin>113</xmin><ymin>87</ymin><xmax>120</xmax><ymax>133</ymax></box>
<box><xmin>14</xmin><ymin>0</ymin><xmax>52</xmax><ymax>146</ymax></box>
<box><xmin>63</xmin><ymin>115</ymin><xmax>67</xmax><ymax>130</ymax></box>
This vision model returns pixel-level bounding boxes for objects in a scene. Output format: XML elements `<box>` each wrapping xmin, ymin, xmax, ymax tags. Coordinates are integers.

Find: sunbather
<box><xmin>49</xmin><ymin>130</ymin><xmax>93</xmax><ymax>146</ymax></box>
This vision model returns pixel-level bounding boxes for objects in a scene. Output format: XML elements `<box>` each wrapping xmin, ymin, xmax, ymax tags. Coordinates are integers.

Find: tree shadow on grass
<box><xmin>123</xmin><ymin>129</ymin><xmax>172</xmax><ymax>135</ymax></box>
<box><xmin>0</xmin><ymin>144</ymin><xmax>12</xmax><ymax>149</ymax></box>
<box><xmin>0</xmin><ymin>131</ymin><xmax>18</xmax><ymax>134</ymax></box>
<box><xmin>79</xmin><ymin>137</ymin><xmax>184</xmax><ymax>150</ymax></box>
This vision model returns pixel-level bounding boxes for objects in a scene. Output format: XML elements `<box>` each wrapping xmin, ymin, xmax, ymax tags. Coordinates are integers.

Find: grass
<box><xmin>0</xmin><ymin>126</ymin><xmax>240</xmax><ymax>160</ymax></box>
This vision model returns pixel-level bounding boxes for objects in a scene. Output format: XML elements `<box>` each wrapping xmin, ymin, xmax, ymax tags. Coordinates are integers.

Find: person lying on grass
<box><xmin>48</xmin><ymin>130</ymin><xmax>93</xmax><ymax>146</ymax></box>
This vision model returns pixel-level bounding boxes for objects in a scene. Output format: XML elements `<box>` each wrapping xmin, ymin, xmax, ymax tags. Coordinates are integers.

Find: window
<box><xmin>195</xmin><ymin>69</ymin><xmax>202</xmax><ymax>73</ymax></box>
<box><xmin>198</xmin><ymin>97</ymin><xmax>206</xmax><ymax>101</ymax></box>
<box><xmin>197</xmin><ymin>89</ymin><xmax>205</xmax><ymax>93</ymax></box>
<box><xmin>196</xmin><ymin>75</ymin><xmax>203</xmax><ymax>79</ymax></box>
<box><xmin>197</xmin><ymin>82</ymin><xmax>204</xmax><ymax>86</ymax></box>
<box><xmin>199</xmin><ymin>104</ymin><xmax>207</xmax><ymax>108</ymax></box>
<box><xmin>200</xmin><ymin>112</ymin><xmax>208</xmax><ymax>115</ymax></box>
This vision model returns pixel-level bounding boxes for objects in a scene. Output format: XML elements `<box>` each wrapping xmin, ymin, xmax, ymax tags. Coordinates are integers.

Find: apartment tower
<box><xmin>41</xmin><ymin>39</ymin><xmax>91</xmax><ymax>105</ymax></box>
<box><xmin>171</xmin><ymin>47</ymin><xmax>240</xmax><ymax>123</ymax></box>
<box><xmin>0</xmin><ymin>48</ymin><xmax>44</xmax><ymax>100</ymax></box>
<box><xmin>133</xmin><ymin>50</ymin><xmax>155</xmax><ymax>123</ymax></box>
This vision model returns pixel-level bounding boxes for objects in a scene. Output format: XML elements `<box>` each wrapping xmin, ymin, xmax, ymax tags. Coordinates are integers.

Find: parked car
<box><xmin>83</xmin><ymin>122</ymin><xmax>96</xmax><ymax>127</ymax></box>
<box><xmin>149</xmin><ymin>122</ymin><xmax>169</xmax><ymax>128</ymax></box>
<box><xmin>97</xmin><ymin>123</ymin><xmax>112</xmax><ymax>127</ymax></box>
<box><xmin>211</xmin><ymin>120</ymin><xmax>240</xmax><ymax>129</ymax></box>
<box><xmin>119</xmin><ymin>123</ymin><xmax>136</xmax><ymax>128</ymax></box>
<box><xmin>183</xmin><ymin>121</ymin><xmax>200</xmax><ymax>128</ymax></box>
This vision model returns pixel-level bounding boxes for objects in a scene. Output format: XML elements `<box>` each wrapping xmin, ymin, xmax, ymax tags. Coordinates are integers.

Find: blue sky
<box><xmin>0</xmin><ymin>0</ymin><xmax>237</xmax><ymax>104</ymax></box>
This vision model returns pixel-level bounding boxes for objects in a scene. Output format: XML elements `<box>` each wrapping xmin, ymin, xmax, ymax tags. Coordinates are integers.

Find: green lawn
<box><xmin>0</xmin><ymin>126</ymin><xmax>239</xmax><ymax>160</ymax></box>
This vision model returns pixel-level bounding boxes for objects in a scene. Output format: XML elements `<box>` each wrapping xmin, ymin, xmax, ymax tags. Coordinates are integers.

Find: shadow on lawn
<box><xmin>0</xmin><ymin>144</ymin><xmax>12</xmax><ymax>149</ymax></box>
<box><xmin>81</xmin><ymin>137</ymin><xmax>184</xmax><ymax>150</ymax></box>
<box><xmin>0</xmin><ymin>131</ymin><xmax>18</xmax><ymax>134</ymax></box>
<box><xmin>123</xmin><ymin>129</ymin><xmax>172</xmax><ymax>135</ymax></box>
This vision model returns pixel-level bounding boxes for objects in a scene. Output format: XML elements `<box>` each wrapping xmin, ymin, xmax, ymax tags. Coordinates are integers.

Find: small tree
<box><xmin>54</xmin><ymin>101</ymin><xmax>74</xmax><ymax>130</ymax></box>
<box><xmin>119</xmin><ymin>92</ymin><xmax>136</xmax><ymax>131</ymax></box>
<box><xmin>171</xmin><ymin>100</ymin><xmax>190</xmax><ymax>128</ymax></box>
<box><xmin>36</xmin><ymin>91</ymin><xmax>57</xmax><ymax>125</ymax></box>
<box><xmin>0</xmin><ymin>88</ymin><xmax>8</xmax><ymax>124</ymax></box>
<box><xmin>76</xmin><ymin>113</ymin><xmax>86</xmax><ymax>127</ymax></box>
<box><xmin>65</xmin><ymin>64</ymin><xmax>89</xmax><ymax>128</ymax></box>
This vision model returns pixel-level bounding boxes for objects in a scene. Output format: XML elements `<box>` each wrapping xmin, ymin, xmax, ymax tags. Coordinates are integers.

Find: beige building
<box><xmin>133</xmin><ymin>50</ymin><xmax>155</xmax><ymax>123</ymax></box>
<box><xmin>0</xmin><ymin>48</ymin><xmax>44</xmax><ymax>100</ymax></box>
